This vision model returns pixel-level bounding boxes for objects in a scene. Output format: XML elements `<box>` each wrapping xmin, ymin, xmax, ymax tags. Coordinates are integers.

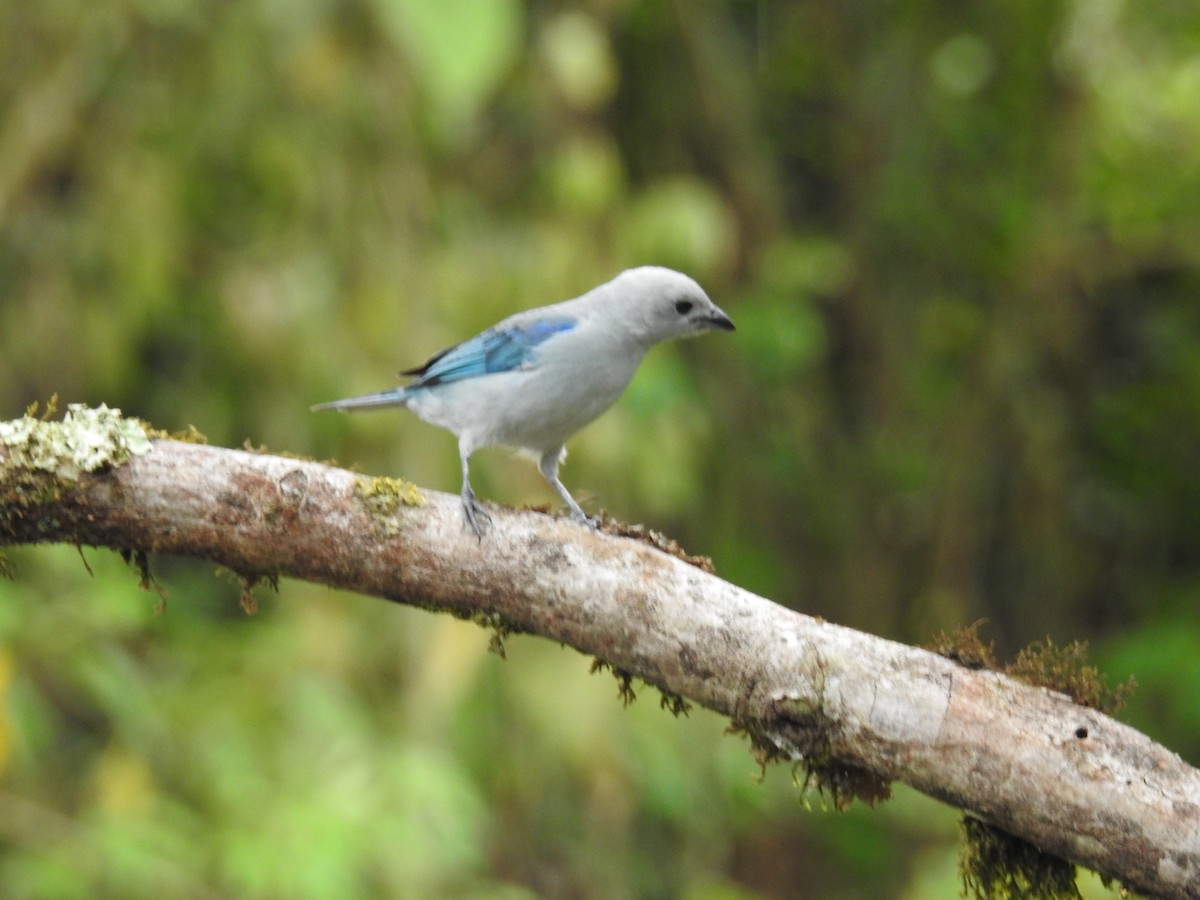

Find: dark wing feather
<box><xmin>401</xmin><ymin>317</ymin><xmax>576</xmax><ymax>387</ymax></box>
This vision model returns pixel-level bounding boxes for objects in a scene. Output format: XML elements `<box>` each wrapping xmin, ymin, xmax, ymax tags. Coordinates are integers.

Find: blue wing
<box><xmin>402</xmin><ymin>316</ymin><xmax>576</xmax><ymax>387</ymax></box>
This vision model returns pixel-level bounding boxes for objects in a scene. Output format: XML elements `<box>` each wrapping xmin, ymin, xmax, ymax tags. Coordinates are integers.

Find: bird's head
<box><xmin>608</xmin><ymin>266</ymin><xmax>735</xmax><ymax>346</ymax></box>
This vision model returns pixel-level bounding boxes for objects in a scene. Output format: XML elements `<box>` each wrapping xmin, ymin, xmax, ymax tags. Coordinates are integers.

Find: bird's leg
<box><xmin>539</xmin><ymin>448</ymin><xmax>599</xmax><ymax>528</ymax></box>
<box><xmin>459</xmin><ymin>442</ymin><xmax>491</xmax><ymax>539</ymax></box>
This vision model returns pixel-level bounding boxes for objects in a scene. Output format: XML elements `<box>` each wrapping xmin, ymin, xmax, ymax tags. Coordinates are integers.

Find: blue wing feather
<box><xmin>402</xmin><ymin>317</ymin><xmax>576</xmax><ymax>387</ymax></box>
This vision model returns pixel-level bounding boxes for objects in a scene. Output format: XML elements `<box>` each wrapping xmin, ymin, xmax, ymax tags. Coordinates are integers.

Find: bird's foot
<box><xmin>462</xmin><ymin>491</ymin><xmax>492</xmax><ymax>540</ymax></box>
<box><xmin>568</xmin><ymin>506</ymin><xmax>601</xmax><ymax>530</ymax></box>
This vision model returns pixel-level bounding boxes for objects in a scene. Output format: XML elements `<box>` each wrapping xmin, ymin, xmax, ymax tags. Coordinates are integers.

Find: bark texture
<box><xmin>2</xmin><ymin>438</ymin><xmax>1198</xmax><ymax>898</ymax></box>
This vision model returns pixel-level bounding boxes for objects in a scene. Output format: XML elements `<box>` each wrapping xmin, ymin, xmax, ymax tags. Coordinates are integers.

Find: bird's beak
<box><xmin>707</xmin><ymin>306</ymin><xmax>735</xmax><ymax>332</ymax></box>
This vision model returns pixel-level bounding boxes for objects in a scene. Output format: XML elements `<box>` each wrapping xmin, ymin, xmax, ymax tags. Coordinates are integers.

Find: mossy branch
<box><xmin>2</xmin><ymin>409</ymin><xmax>1198</xmax><ymax>899</ymax></box>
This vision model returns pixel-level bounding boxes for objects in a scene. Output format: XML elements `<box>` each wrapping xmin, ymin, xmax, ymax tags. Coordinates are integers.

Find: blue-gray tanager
<box><xmin>313</xmin><ymin>266</ymin><xmax>734</xmax><ymax>536</ymax></box>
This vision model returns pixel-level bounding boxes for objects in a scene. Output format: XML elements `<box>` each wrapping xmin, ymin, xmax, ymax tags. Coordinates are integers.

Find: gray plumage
<box><xmin>313</xmin><ymin>266</ymin><xmax>734</xmax><ymax>536</ymax></box>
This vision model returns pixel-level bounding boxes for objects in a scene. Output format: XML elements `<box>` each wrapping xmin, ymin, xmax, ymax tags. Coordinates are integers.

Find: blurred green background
<box><xmin>2</xmin><ymin>0</ymin><xmax>1198</xmax><ymax>896</ymax></box>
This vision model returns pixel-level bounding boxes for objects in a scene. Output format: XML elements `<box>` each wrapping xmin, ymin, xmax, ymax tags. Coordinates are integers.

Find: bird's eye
<box><xmin>674</xmin><ymin>300</ymin><xmax>694</xmax><ymax>315</ymax></box>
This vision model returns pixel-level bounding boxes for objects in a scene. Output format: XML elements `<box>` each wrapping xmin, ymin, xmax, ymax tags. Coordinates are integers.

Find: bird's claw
<box><xmin>462</xmin><ymin>493</ymin><xmax>492</xmax><ymax>540</ymax></box>
<box><xmin>568</xmin><ymin>507</ymin><xmax>601</xmax><ymax>530</ymax></box>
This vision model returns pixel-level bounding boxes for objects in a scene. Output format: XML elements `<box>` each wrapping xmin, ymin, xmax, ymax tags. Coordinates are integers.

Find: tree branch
<box><xmin>2</xmin><ymin>423</ymin><xmax>1198</xmax><ymax>898</ymax></box>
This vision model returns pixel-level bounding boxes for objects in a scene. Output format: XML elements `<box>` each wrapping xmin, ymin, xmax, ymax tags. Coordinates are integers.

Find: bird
<box><xmin>312</xmin><ymin>266</ymin><xmax>735</xmax><ymax>537</ymax></box>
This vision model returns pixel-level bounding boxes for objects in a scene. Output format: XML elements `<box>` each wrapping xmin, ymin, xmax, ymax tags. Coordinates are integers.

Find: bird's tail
<box><xmin>310</xmin><ymin>387</ymin><xmax>409</xmax><ymax>413</ymax></box>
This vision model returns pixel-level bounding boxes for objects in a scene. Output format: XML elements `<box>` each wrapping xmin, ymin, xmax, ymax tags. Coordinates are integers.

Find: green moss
<box><xmin>1005</xmin><ymin>638</ymin><xmax>1135</xmax><ymax>715</ymax></box>
<box><xmin>601</xmin><ymin>519</ymin><xmax>716</xmax><ymax>574</ymax></box>
<box><xmin>121</xmin><ymin>548</ymin><xmax>168</xmax><ymax>613</ymax></box>
<box><xmin>794</xmin><ymin>758</ymin><xmax>893</xmax><ymax>811</ymax></box>
<box><xmin>725</xmin><ymin>719</ymin><xmax>787</xmax><ymax>781</ymax></box>
<box><xmin>211</xmin><ymin>567</ymin><xmax>281</xmax><ymax>615</ymax></box>
<box><xmin>961</xmin><ymin>816</ymin><xmax>1080</xmax><ymax>900</ymax></box>
<box><xmin>0</xmin><ymin>467</ymin><xmax>63</xmax><ymax>541</ymax></box>
<box><xmin>929</xmin><ymin>624</ymin><xmax>1134</xmax><ymax>716</ymax></box>
<box><xmin>589</xmin><ymin>659</ymin><xmax>638</xmax><ymax>707</ymax></box>
<box><xmin>467</xmin><ymin>610</ymin><xmax>512</xmax><ymax>658</ymax></box>
<box><xmin>927</xmin><ymin>619</ymin><xmax>998</xmax><ymax>670</ymax></box>
<box><xmin>930</xmin><ymin>628</ymin><xmax>1135</xmax><ymax>896</ymax></box>
<box><xmin>148</xmin><ymin>424</ymin><xmax>208</xmax><ymax>444</ymax></box>
<box><xmin>585</xmin><ymin>659</ymin><xmax>693</xmax><ymax>717</ymax></box>
<box><xmin>353</xmin><ymin>475</ymin><xmax>425</xmax><ymax>537</ymax></box>
<box><xmin>24</xmin><ymin>395</ymin><xmax>59</xmax><ymax>420</ymax></box>
<box><xmin>240</xmin><ymin>573</ymin><xmax>278</xmax><ymax>615</ymax></box>
<box><xmin>726</xmin><ymin>713</ymin><xmax>892</xmax><ymax>811</ymax></box>
<box><xmin>658</xmin><ymin>690</ymin><xmax>692</xmax><ymax>717</ymax></box>
<box><xmin>775</xmin><ymin>693</ymin><xmax>894</xmax><ymax>811</ymax></box>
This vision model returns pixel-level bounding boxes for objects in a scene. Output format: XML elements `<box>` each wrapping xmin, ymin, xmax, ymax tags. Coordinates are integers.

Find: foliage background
<box><xmin>2</xmin><ymin>0</ymin><xmax>1198</xmax><ymax>896</ymax></box>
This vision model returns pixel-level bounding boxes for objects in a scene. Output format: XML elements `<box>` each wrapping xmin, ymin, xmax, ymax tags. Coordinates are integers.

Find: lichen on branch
<box><xmin>0</xmin><ymin>402</ymin><xmax>152</xmax><ymax>479</ymax></box>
